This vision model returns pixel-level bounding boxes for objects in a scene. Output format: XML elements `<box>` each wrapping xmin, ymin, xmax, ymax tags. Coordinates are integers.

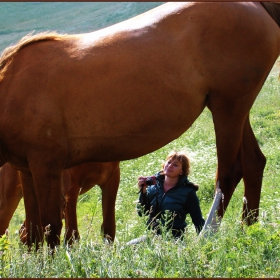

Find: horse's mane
<box><xmin>261</xmin><ymin>2</ymin><xmax>280</xmax><ymax>27</ymax></box>
<box><xmin>0</xmin><ymin>31</ymin><xmax>67</xmax><ymax>83</ymax></box>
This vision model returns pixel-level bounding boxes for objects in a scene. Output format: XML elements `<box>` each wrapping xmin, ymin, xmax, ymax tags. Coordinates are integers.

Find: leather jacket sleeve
<box><xmin>137</xmin><ymin>191</ymin><xmax>150</xmax><ymax>217</ymax></box>
<box><xmin>185</xmin><ymin>189</ymin><xmax>205</xmax><ymax>233</ymax></box>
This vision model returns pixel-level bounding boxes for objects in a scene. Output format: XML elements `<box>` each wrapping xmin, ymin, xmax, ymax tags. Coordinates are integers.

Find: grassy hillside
<box><xmin>2</xmin><ymin>64</ymin><xmax>280</xmax><ymax>277</ymax></box>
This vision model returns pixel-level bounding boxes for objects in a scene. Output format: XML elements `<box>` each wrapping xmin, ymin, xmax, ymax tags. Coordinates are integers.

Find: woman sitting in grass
<box><xmin>137</xmin><ymin>150</ymin><xmax>205</xmax><ymax>239</ymax></box>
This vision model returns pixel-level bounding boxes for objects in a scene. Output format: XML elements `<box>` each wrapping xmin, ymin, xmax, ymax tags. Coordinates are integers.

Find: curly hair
<box><xmin>161</xmin><ymin>150</ymin><xmax>191</xmax><ymax>177</ymax></box>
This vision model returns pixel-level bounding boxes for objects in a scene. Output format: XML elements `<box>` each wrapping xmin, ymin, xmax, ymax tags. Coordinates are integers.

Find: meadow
<box><xmin>0</xmin><ymin>65</ymin><xmax>280</xmax><ymax>277</ymax></box>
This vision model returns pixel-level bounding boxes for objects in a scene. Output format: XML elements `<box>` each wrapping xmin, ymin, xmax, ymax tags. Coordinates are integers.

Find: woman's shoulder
<box><xmin>154</xmin><ymin>171</ymin><xmax>164</xmax><ymax>180</ymax></box>
<box><xmin>181</xmin><ymin>177</ymin><xmax>199</xmax><ymax>192</ymax></box>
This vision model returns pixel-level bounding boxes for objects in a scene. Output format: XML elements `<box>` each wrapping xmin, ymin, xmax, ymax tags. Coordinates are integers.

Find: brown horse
<box><xmin>0</xmin><ymin>162</ymin><xmax>120</xmax><ymax>244</ymax></box>
<box><xmin>62</xmin><ymin>161</ymin><xmax>120</xmax><ymax>243</ymax></box>
<box><xmin>0</xmin><ymin>2</ymin><xmax>279</xmax><ymax>248</ymax></box>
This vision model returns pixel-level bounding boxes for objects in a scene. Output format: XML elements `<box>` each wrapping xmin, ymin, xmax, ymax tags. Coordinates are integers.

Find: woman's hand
<box><xmin>138</xmin><ymin>176</ymin><xmax>148</xmax><ymax>194</ymax></box>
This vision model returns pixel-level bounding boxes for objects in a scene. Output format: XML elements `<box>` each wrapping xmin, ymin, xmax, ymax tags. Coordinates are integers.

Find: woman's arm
<box><xmin>186</xmin><ymin>190</ymin><xmax>205</xmax><ymax>233</ymax></box>
<box><xmin>137</xmin><ymin>191</ymin><xmax>149</xmax><ymax>217</ymax></box>
<box><xmin>136</xmin><ymin>176</ymin><xmax>150</xmax><ymax>217</ymax></box>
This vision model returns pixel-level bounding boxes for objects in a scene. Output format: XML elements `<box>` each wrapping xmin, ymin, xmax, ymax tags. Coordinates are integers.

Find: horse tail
<box><xmin>260</xmin><ymin>2</ymin><xmax>280</xmax><ymax>79</ymax></box>
<box><xmin>261</xmin><ymin>2</ymin><xmax>280</xmax><ymax>27</ymax></box>
<box><xmin>0</xmin><ymin>31</ymin><xmax>66</xmax><ymax>83</ymax></box>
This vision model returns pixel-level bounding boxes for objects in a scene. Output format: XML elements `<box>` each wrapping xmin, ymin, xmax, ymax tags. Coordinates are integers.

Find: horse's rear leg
<box><xmin>212</xmin><ymin>115</ymin><xmax>264</xmax><ymax>218</ymax></box>
<box><xmin>241</xmin><ymin>117</ymin><xmax>266</xmax><ymax>224</ymax></box>
<box><xmin>101</xmin><ymin>164</ymin><xmax>120</xmax><ymax>242</ymax></box>
<box><xmin>215</xmin><ymin>148</ymin><xmax>244</xmax><ymax>218</ymax></box>
<box><xmin>205</xmin><ymin>115</ymin><xmax>265</xmax><ymax>233</ymax></box>
<box><xmin>209</xmin><ymin>110</ymin><xmax>246</xmax><ymax>222</ymax></box>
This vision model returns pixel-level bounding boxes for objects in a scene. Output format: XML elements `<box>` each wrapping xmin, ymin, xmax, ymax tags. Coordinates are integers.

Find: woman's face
<box><xmin>163</xmin><ymin>158</ymin><xmax>183</xmax><ymax>178</ymax></box>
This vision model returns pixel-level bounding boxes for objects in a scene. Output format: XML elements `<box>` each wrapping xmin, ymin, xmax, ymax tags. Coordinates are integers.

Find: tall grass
<box><xmin>2</xmin><ymin>66</ymin><xmax>280</xmax><ymax>277</ymax></box>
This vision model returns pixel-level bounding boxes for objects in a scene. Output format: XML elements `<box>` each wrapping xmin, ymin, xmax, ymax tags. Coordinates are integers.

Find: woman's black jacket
<box><xmin>137</xmin><ymin>172</ymin><xmax>205</xmax><ymax>237</ymax></box>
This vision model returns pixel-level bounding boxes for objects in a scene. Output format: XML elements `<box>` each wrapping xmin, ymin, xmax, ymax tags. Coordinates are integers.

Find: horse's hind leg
<box><xmin>209</xmin><ymin>114</ymin><xmax>265</xmax><ymax>226</ymax></box>
<box><xmin>214</xmin><ymin>145</ymin><xmax>243</xmax><ymax>218</ymax></box>
<box><xmin>241</xmin><ymin>117</ymin><xmax>266</xmax><ymax>224</ymax></box>
<box><xmin>208</xmin><ymin>106</ymin><xmax>247</xmax><ymax>222</ymax></box>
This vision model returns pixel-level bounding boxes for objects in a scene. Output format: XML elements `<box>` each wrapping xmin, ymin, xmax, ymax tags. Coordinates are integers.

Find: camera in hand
<box><xmin>145</xmin><ymin>176</ymin><xmax>157</xmax><ymax>186</ymax></box>
<box><xmin>138</xmin><ymin>176</ymin><xmax>157</xmax><ymax>194</ymax></box>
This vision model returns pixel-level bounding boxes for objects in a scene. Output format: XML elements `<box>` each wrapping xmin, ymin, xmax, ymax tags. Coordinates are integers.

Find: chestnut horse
<box><xmin>0</xmin><ymin>162</ymin><xmax>120</xmax><ymax>244</ymax></box>
<box><xmin>0</xmin><ymin>2</ymin><xmax>279</xmax><ymax>248</ymax></box>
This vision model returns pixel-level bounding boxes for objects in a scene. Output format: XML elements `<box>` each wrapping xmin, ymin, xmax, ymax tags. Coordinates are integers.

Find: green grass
<box><xmin>2</xmin><ymin>64</ymin><xmax>280</xmax><ymax>277</ymax></box>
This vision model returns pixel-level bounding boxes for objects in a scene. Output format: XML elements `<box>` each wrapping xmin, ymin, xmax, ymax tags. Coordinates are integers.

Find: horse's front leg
<box><xmin>100</xmin><ymin>164</ymin><xmax>120</xmax><ymax>242</ymax></box>
<box><xmin>26</xmin><ymin>156</ymin><xmax>64</xmax><ymax>249</ymax></box>
<box><xmin>64</xmin><ymin>178</ymin><xmax>81</xmax><ymax>245</ymax></box>
<box><xmin>20</xmin><ymin>170</ymin><xmax>43</xmax><ymax>249</ymax></box>
<box><xmin>0</xmin><ymin>165</ymin><xmax>22</xmax><ymax>236</ymax></box>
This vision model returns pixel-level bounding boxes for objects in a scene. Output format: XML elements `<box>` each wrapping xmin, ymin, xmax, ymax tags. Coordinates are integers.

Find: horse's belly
<box><xmin>71</xmin><ymin>111</ymin><xmax>205</xmax><ymax>166</ymax></box>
